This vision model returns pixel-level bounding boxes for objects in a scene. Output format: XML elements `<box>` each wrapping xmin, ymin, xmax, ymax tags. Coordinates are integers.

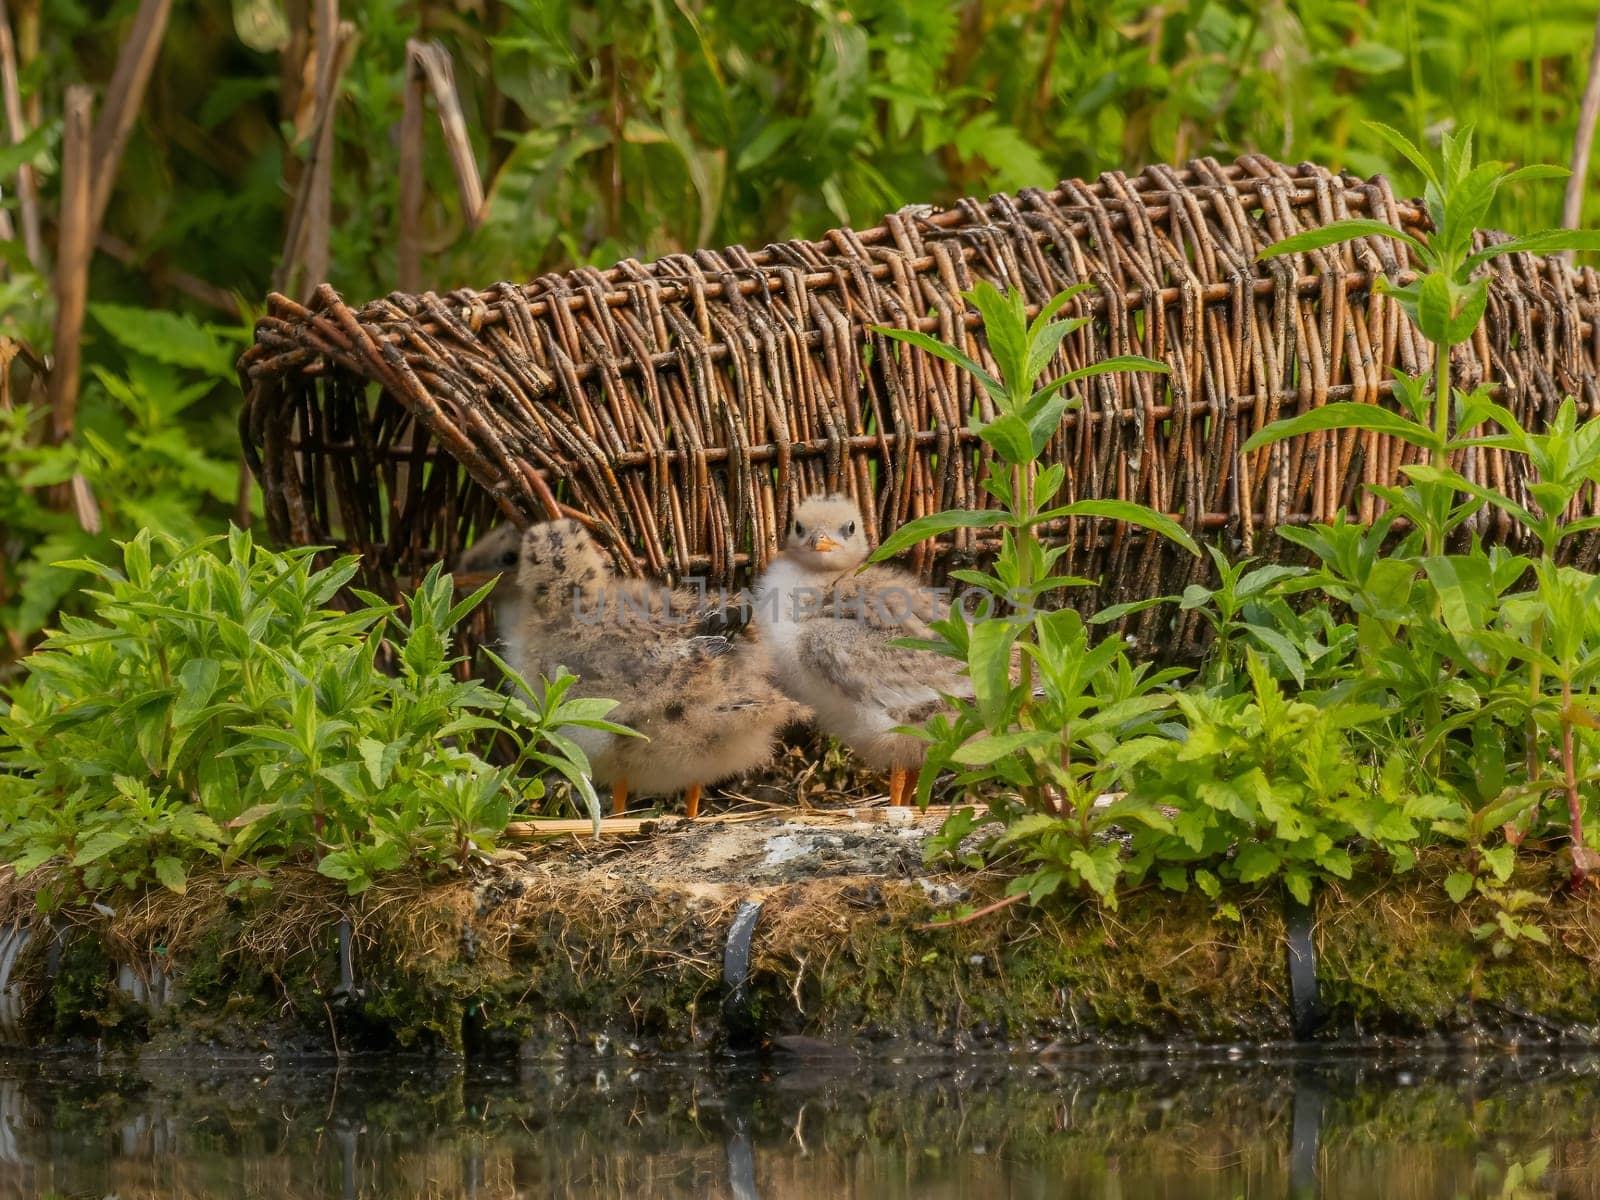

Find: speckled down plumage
<box><xmin>464</xmin><ymin>520</ymin><xmax>808</xmax><ymax>798</ymax></box>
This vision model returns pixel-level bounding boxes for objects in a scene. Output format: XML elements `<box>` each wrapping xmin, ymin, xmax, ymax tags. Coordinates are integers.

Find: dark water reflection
<box><xmin>2</xmin><ymin>1049</ymin><xmax>1598</xmax><ymax>1198</ymax></box>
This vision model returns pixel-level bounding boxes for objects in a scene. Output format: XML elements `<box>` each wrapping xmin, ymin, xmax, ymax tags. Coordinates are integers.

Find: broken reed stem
<box><xmin>87</xmin><ymin>0</ymin><xmax>173</xmax><ymax>234</ymax></box>
<box><xmin>413</xmin><ymin>41</ymin><xmax>485</xmax><ymax>230</ymax></box>
<box><xmin>0</xmin><ymin>10</ymin><xmax>40</xmax><ymax>270</ymax></box>
<box><xmin>47</xmin><ymin>86</ymin><xmax>92</xmax><ymax>445</ymax></box>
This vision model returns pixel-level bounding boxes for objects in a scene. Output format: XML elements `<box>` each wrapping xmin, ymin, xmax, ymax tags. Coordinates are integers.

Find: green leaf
<box><xmin>89</xmin><ymin>304</ymin><xmax>238</xmax><ymax>377</ymax></box>
<box><xmin>1157</xmin><ymin>865</ymin><xmax>1189</xmax><ymax>894</ymax></box>
<box><xmin>1445</xmin><ymin>279</ymin><xmax>1489</xmax><ymax>345</ymax></box>
<box><xmin>74</xmin><ymin>829</ymin><xmax>132</xmax><ymax>866</ymax></box>
<box><xmin>1284</xmin><ymin>867</ymin><xmax>1313</xmax><ymax>907</ymax></box>
<box><xmin>1415</xmin><ymin>272</ymin><xmax>1453</xmax><ymax>344</ymax></box>
<box><xmin>0</xmin><ymin>118</ymin><xmax>59</xmax><ymax>178</ymax></box>
<box><xmin>1232</xmin><ymin>842</ymin><xmax>1282</xmax><ymax>883</ymax></box>
<box><xmin>1444</xmin><ymin>871</ymin><xmax>1475</xmax><ymax>903</ymax></box>
<box><xmin>153</xmin><ymin>856</ymin><xmax>188</xmax><ymax>895</ymax></box>
<box><xmin>1439</xmin><ymin>163</ymin><xmax>1505</xmax><ymax>259</ymax></box>
<box><xmin>1069</xmin><ymin>846</ymin><xmax>1121</xmax><ymax>898</ymax></box>
<box><xmin>873</xmin><ymin>325</ymin><xmax>1003</xmax><ymax>404</ymax></box>
<box><xmin>966</xmin><ymin>618</ymin><xmax>1022</xmax><ymax>727</ymax></box>
<box><xmin>1481</xmin><ymin>843</ymin><xmax>1516</xmax><ymax>883</ymax></box>
<box><xmin>1045</xmin><ymin>353</ymin><xmax>1169</xmax><ymax>389</ymax></box>
<box><xmin>736</xmin><ymin>117</ymin><xmax>801</xmax><ymax>170</ymax></box>
<box><xmin>966</xmin><ymin>279</ymin><xmax>1029</xmax><ymax>394</ymax></box>
<box><xmin>990</xmin><ymin>812</ymin><xmax>1068</xmax><ymax>850</ymax></box>
<box><xmin>950</xmin><ymin>728</ymin><xmax>1057</xmax><ymax>766</ymax></box>
<box><xmin>978</xmin><ymin>412</ymin><xmax>1035</xmax><ymax>464</ymax></box>
<box><xmin>1256</xmin><ymin>217</ymin><xmax>1428</xmax><ymax>262</ymax></box>
<box><xmin>173</xmin><ymin>658</ymin><xmax>222</xmax><ymax>727</ymax></box>
<box><xmin>1241</xmin><ymin>624</ymin><xmax>1306</xmax><ymax>687</ymax></box>
<box><xmin>1421</xmin><ymin>554</ymin><xmax>1496</xmax><ymax>635</ymax></box>
<box><xmin>1363</xmin><ymin>120</ymin><xmax>1442</xmax><ymax>190</ymax></box>
<box><xmin>1035</xmin><ymin>499</ymin><xmax>1200</xmax><ymax>556</ymax></box>
<box><xmin>1463</xmin><ymin>229</ymin><xmax>1600</xmax><ymax>275</ymax></box>
<box><xmin>1021</xmin><ymin>313</ymin><xmax>1080</xmax><ymax>387</ymax></box>
<box><xmin>1240</xmin><ymin>402</ymin><xmax>1439</xmax><ymax>455</ymax></box>
<box><xmin>870</xmin><ymin>509</ymin><xmax>1002</xmax><ymax>562</ymax></box>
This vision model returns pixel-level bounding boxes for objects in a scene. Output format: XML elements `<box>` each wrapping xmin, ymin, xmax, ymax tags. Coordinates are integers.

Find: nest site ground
<box><xmin>5</xmin><ymin>747</ymin><xmax>1600</xmax><ymax>1062</ymax></box>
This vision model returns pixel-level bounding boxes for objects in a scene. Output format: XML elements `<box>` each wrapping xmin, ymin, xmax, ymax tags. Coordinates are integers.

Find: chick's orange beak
<box><xmin>808</xmin><ymin>533</ymin><xmax>841</xmax><ymax>553</ymax></box>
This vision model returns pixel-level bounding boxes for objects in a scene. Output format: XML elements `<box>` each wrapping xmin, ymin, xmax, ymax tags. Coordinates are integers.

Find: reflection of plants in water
<box><xmin>1469</xmin><ymin>1148</ymin><xmax>1554</xmax><ymax>1200</ymax></box>
<box><xmin>5</xmin><ymin>1058</ymin><xmax>1600</xmax><ymax>1200</ymax></box>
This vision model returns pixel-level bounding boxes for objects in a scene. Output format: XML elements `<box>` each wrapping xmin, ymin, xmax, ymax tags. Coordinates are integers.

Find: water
<box><xmin>2</xmin><ymin>1049</ymin><xmax>1597</xmax><ymax>1198</ymax></box>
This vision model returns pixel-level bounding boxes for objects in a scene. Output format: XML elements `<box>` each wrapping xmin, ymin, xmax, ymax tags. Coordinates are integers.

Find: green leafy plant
<box><xmin>1</xmin><ymin>306</ymin><xmax>253</xmax><ymax>662</ymax></box>
<box><xmin>1244</xmin><ymin>125</ymin><xmax>1600</xmax><ymax>889</ymax></box>
<box><xmin>1094</xmin><ymin>545</ymin><xmax>1334</xmax><ymax>690</ymax></box>
<box><xmin>1127</xmin><ymin>653</ymin><xmax>1419</xmax><ymax>905</ymax></box>
<box><xmin>0</xmin><ymin>528</ymin><xmax>622</xmax><ymax>902</ymax></box>
<box><xmin>869</xmin><ymin>281</ymin><xmax>1193</xmax><ymax>905</ymax></box>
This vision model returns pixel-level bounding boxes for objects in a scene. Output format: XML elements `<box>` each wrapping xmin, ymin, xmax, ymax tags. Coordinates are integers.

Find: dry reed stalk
<box><xmin>0</xmin><ymin>2</ymin><xmax>42</xmax><ymax>270</ymax></box>
<box><xmin>1565</xmin><ymin>3</ymin><xmax>1600</xmax><ymax>247</ymax></box>
<box><xmin>46</xmin><ymin>87</ymin><xmax>91</xmax><ymax>445</ymax></box>
<box><xmin>275</xmin><ymin>10</ymin><xmax>355</xmax><ymax>300</ymax></box>
<box><xmin>299</xmin><ymin>0</ymin><xmax>339</xmax><ymax>295</ymax></box>
<box><xmin>87</xmin><ymin>0</ymin><xmax>173</xmax><ymax>233</ymax></box>
<box><xmin>397</xmin><ymin>38</ymin><xmax>427</xmax><ymax>293</ymax></box>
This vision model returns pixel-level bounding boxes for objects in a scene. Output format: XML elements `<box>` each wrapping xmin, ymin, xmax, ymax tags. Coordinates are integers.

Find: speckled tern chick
<box><xmin>752</xmin><ymin>493</ymin><xmax>967</xmax><ymax>807</ymax></box>
<box><xmin>461</xmin><ymin>519</ymin><xmax>806</xmax><ymax>818</ymax></box>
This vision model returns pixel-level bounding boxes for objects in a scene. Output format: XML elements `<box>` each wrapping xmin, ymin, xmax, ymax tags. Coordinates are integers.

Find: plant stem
<box><xmin>1562</xmin><ymin>679</ymin><xmax>1588</xmax><ymax>886</ymax></box>
<box><xmin>1013</xmin><ymin>459</ymin><xmax>1035</xmax><ymax>702</ymax></box>
<box><xmin>1430</xmin><ymin>338</ymin><xmax>1451</xmax><ymax>556</ymax></box>
<box><xmin>1525</xmin><ymin>611</ymin><xmax>1545</xmax><ymax>781</ymax></box>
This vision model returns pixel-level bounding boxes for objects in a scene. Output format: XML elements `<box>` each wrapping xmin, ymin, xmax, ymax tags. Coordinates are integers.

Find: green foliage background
<box><xmin>2</xmin><ymin>0</ymin><xmax>1599</xmax><ymax>652</ymax></box>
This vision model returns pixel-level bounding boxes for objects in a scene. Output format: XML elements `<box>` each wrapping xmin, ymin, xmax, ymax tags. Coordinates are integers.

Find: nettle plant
<box><xmin>872</xmin><ymin>281</ymin><xmax>1198</xmax><ymax>907</ymax></box>
<box><xmin>1244</xmin><ymin>122</ymin><xmax>1600</xmax><ymax>892</ymax></box>
<box><xmin>0</xmin><ymin>529</ymin><xmax>619</xmax><ymax>904</ymax></box>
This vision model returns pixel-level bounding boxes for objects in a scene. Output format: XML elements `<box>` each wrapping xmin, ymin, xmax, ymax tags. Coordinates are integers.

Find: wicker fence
<box><xmin>236</xmin><ymin>154</ymin><xmax>1600</xmax><ymax>646</ymax></box>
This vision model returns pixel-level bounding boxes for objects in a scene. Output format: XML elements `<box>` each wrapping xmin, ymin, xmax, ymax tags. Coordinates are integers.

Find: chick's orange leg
<box><xmin>611</xmin><ymin>776</ymin><xmax>629</xmax><ymax>816</ymax></box>
<box><xmin>684</xmin><ymin>783</ymin><xmax>701</xmax><ymax>819</ymax></box>
<box><xmin>889</xmin><ymin>766</ymin><xmax>911</xmax><ymax>807</ymax></box>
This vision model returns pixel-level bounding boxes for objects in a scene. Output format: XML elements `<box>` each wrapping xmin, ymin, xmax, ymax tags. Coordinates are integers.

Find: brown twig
<box><xmin>88</xmin><ymin>0</ymin><xmax>173</xmax><ymax>234</ymax></box>
<box><xmin>94</xmin><ymin>229</ymin><xmax>241</xmax><ymax>317</ymax></box>
<box><xmin>235</xmin><ymin>454</ymin><xmax>254</xmax><ymax>529</ymax></box>
<box><xmin>916</xmin><ymin>890</ymin><xmax>1027</xmax><ymax>931</ymax></box>
<box><xmin>1029</xmin><ymin>0</ymin><xmax>1066</xmax><ymax>133</ymax></box>
<box><xmin>0</xmin><ymin>3</ymin><xmax>42</xmax><ymax>270</ymax></box>
<box><xmin>1563</xmin><ymin>2</ymin><xmax>1600</xmax><ymax>246</ymax></box>
<box><xmin>47</xmin><ymin>87</ymin><xmax>92</xmax><ymax>445</ymax></box>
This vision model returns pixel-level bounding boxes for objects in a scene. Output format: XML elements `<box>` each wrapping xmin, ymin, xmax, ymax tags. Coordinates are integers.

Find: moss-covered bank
<box><xmin>2</xmin><ymin>813</ymin><xmax>1598</xmax><ymax>1057</ymax></box>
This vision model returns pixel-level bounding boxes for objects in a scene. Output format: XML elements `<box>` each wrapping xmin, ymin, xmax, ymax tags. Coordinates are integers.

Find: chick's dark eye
<box><xmin>843</xmin><ymin>521</ymin><xmax>855</xmax><ymax>537</ymax></box>
<box><xmin>794</xmin><ymin>522</ymin><xmax>806</xmax><ymax>537</ymax></box>
<box><xmin>499</xmin><ymin>550</ymin><xmax>518</xmax><ymax>568</ymax></box>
